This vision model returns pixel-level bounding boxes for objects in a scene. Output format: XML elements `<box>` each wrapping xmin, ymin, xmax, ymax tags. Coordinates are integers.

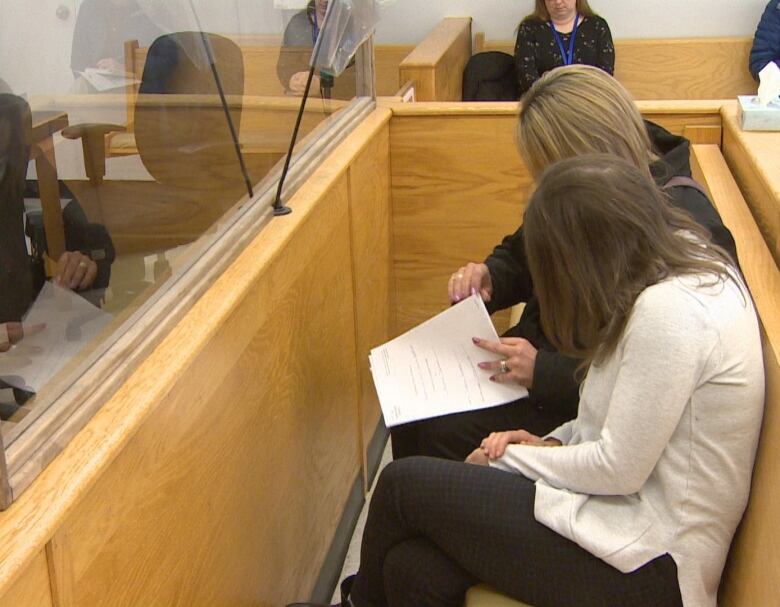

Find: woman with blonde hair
<box><xmin>514</xmin><ymin>0</ymin><xmax>614</xmax><ymax>96</ymax></box>
<box><xmin>290</xmin><ymin>155</ymin><xmax>762</xmax><ymax>607</ymax></box>
<box><xmin>390</xmin><ymin>65</ymin><xmax>738</xmax><ymax>462</ymax></box>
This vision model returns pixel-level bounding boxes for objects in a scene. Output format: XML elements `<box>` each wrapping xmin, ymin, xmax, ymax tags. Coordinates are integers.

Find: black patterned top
<box><xmin>514</xmin><ymin>16</ymin><xmax>615</xmax><ymax>97</ymax></box>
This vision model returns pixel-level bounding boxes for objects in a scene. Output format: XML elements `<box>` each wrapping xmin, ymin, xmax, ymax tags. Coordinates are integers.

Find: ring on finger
<box><xmin>499</xmin><ymin>359</ymin><xmax>509</xmax><ymax>374</ymax></box>
<box><xmin>78</xmin><ymin>261</ymin><xmax>89</xmax><ymax>269</ymax></box>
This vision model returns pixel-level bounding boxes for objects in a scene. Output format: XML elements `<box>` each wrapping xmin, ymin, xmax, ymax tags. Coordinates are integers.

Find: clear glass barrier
<box><xmin>0</xmin><ymin>0</ymin><xmax>362</xmax><ymax>453</ymax></box>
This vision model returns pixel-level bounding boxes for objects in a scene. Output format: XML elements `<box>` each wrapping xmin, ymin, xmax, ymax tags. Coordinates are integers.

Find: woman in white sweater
<box><xmin>289</xmin><ymin>156</ymin><xmax>764</xmax><ymax>607</ymax></box>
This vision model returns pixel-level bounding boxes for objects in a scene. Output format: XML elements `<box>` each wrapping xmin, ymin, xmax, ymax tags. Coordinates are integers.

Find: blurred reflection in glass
<box><xmin>0</xmin><ymin>94</ymin><xmax>113</xmax><ymax>415</ymax></box>
<box><xmin>278</xmin><ymin>0</ymin><xmax>356</xmax><ymax>98</ymax></box>
<box><xmin>71</xmin><ymin>0</ymin><xmax>162</xmax><ymax>93</ymax></box>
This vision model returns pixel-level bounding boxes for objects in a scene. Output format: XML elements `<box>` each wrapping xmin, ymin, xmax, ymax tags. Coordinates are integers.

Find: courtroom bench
<box><xmin>463</xmin><ymin>144</ymin><xmax>780</xmax><ymax>607</ymax></box>
<box><xmin>474</xmin><ymin>33</ymin><xmax>756</xmax><ymax>101</ymax></box>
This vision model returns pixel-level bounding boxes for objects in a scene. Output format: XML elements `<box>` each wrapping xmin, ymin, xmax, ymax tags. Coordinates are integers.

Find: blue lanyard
<box><xmin>311</xmin><ymin>20</ymin><xmax>320</xmax><ymax>45</ymax></box>
<box><xmin>549</xmin><ymin>15</ymin><xmax>580</xmax><ymax>66</ymax></box>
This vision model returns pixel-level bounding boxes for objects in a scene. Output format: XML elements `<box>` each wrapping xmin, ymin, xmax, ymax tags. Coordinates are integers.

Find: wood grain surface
<box><xmin>691</xmin><ymin>145</ymin><xmax>780</xmax><ymax>606</ymax></box>
<box><xmin>0</xmin><ymin>551</ymin><xmax>52</xmax><ymax>607</ymax></box>
<box><xmin>721</xmin><ymin>104</ymin><xmax>780</xmax><ymax>266</ymax></box>
<box><xmin>390</xmin><ymin>112</ymin><xmax>530</xmax><ymax>334</ymax></box>
<box><xmin>399</xmin><ymin>18</ymin><xmax>472</xmax><ymax>101</ymax></box>
<box><xmin>0</xmin><ymin>109</ymin><xmax>392</xmax><ymax>605</ymax></box>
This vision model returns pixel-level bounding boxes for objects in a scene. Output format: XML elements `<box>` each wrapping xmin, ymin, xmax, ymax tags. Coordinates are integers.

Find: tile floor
<box><xmin>331</xmin><ymin>439</ymin><xmax>393</xmax><ymax>603</ymax></box>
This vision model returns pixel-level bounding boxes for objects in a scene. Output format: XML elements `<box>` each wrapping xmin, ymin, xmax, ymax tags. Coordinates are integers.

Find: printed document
<box><xmin>369</xmin><ymin>295</ymin><xmax>528</xmax><ymax>427</ymax></box>
<box><xmin>0</xmin><ymin>283</ymin><xmax>112</xmax><ymax>393</ymax></box>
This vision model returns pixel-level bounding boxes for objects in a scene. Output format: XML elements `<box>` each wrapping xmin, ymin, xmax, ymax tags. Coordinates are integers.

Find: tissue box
<box><xmin>738</xmin><ymin>95</ymin><xmax>780</xmax><ymax>131</ymax></box>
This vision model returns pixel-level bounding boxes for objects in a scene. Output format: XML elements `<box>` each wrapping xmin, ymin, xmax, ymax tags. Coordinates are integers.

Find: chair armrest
<box><xmin>62</xmin><ymin>123</ymin><xmax>126</xmax><ymax>184</ymax></box>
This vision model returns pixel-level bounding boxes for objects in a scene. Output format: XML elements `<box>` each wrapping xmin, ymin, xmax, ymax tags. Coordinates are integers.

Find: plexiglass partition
<box><xmin>0</xmin><ymin>0</ymin><xmax>375</xmax><ymax>506</ymax></box>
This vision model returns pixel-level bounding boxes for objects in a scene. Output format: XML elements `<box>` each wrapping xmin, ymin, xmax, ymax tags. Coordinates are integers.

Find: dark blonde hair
<box><xmin>524</xmin><ymin>155</ymin><xmax>734</xmax><ymax>366</ymax></box>
<box><xmin>526</xmin><ymin>0</ymin><xmax>597</xmax><ymax>22</ymax></box>
<box><xmin>517</xmin><ymin>65</ymin><xmax>654</xmax><ymax>178</ymax></box>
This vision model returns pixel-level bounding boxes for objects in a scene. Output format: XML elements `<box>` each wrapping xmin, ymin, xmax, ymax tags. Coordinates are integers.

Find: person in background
<box><xmin>0</xmin><ymin>94</ymin><xmax>104</xmax><ymax>353</ymax></box>
<box><xmin>390</xmin><ymin>65</ymin><xmax>739</xmax><ymax>462</ymax></box>
<box><xmin>514</xmin><ymin>0</ymin><xmax>614</xmax><ymax>97</ymax></box>
<box><xmin>749</xmin><ymin>0</ymin><xmax>780</xmax><ymax>80</ymax></box>
<box><xmin>277</xmin><ymin>0</ymin><xmax>331</xmax><ymax>96</ymax></box>
<box><xmin>70</xmin><ymin>0</ymin><xmax>161</xmax><ymax>91</ymax></box>
<box><xmin>288</xmin><ymin>154</ymin><xmax>763</xmax><ymax>607</ymax></box>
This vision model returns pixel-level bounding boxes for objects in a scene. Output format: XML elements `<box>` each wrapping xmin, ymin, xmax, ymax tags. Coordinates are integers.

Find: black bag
<box><xmin>462</xmin><ymin>51</ymin><xmax>518</xmax><ymax>101</ymax></box>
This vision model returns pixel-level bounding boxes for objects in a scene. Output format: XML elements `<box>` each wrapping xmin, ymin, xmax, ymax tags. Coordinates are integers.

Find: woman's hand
<box><xmin>480</xmin><ymin>430</ymin><xmax>561</xmax><ymax>460</ymax></box>
<box><xmin>449</xmin><ymin>262</ymin><xmax>492</xmax><ymax>303</ymax></box>
<box><xmin>95</xmin><ymin>57</ymin><xmax>122</xmax><ymax>73</ymax></box>
<box><xmin>465</xmin><ymin>448</ymin><xmax>489</xmax><ymax>466</ymax></box>
<box><xmin>288</xmin><ymin>71</ymin><xmax>320</xmax><ymax>95</ymax></box>
<box><xmin>54</xmin><ymin>251</ymin><xmax>97</xmax><ymax>291</ymax></box>
<box><xmin>1</xmin><ymin>322</ymin><xmax>45</xmax><ymax>352</ymax></box>
<box><xmin>473</xmin><ymin>337</ymin><xmax>538</xmax><ymax>387</ymax></box>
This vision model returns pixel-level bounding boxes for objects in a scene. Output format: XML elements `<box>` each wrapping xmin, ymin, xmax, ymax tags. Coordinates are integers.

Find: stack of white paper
<box><xmin>0</xmin><ymin>283</ymin><xmax>112</xmax><ymax>394</ymax></box>
<box><xmin>369</xmin><ymin>295</ymin><xmax>528</xmax><ymax>427</ymax></box>
<box><xmin>77</xmin><ymin>68</ymin><xmax>139</xmax><ymax>92</ymax></box>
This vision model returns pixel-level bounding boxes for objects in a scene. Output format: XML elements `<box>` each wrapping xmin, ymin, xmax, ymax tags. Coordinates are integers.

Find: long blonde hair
<box><xmin>526</xmin><ymin>0</ymin><xmax>597</xmax><ymax>22</ymax></box>
<box><xmin>517</xmin><ymin>65</ymin><xmax>654</xmax><ymax>178</ymax></box>
<box><xmin>524</xmin><ymin>155</ymin><xmax>733</xmax><ymax>366</ymax></box>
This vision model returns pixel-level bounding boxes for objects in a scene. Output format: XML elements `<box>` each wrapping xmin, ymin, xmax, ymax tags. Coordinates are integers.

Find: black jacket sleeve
<box><xmin>529</xmin><ymin>348</ymin><xmax>581</xmax><ymax>423</ymax></box>
<box><xmin>667</xmin><ymin>185</ymin><xmax>740</xmax><ymax>269</ymax></box>
<box><xmin>483</xmin><ymin>225</ymin><xmax>535</xmax><ymax>314</ymax></box>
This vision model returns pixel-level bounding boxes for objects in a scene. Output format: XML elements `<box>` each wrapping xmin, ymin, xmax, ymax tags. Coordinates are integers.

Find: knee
<box><xmin>374</xmin><ymin>456</ymin><xmax>438</xmax><ymax>497</ymax></box>
<box><xmin>383</xmin><ymin>539</ymin><xmax>473</xmax><ymax>606</ymax></box>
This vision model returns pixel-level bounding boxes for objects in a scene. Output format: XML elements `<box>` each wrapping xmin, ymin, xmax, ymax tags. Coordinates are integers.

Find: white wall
<box><xmin>374</xmin><ymin>0</ymin><xmax>770</xmax><ymax>44</ymax></box>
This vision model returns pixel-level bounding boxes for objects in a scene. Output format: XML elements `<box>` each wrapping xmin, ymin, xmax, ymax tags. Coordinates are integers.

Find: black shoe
<box><xmin>286</xmin><ymin>574</ymin><xmax>356</xmax><ymax>607</ymax></box>
<box><xmin>340</xmin><ymin>574</ymin><xmax>356</xmax><ymax>604</ymax></box>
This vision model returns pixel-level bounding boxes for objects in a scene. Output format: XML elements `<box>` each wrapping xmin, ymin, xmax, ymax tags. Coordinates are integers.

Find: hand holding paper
<box><xmin>369</xmin><ymin>295</ymin><xmax>528</xmax><ymax>427</ymax></box>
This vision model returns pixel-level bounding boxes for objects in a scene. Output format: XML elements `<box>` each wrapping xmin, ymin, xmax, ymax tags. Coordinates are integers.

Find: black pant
<box><xmin>391</xmin><ymin>402</ymin><xmax>530</xmax><ymax>461</ymax></box>
<box><xmin>350</xmin><ymin>457</ymin><xmax>683</xmax><ymax>607</ymax></box>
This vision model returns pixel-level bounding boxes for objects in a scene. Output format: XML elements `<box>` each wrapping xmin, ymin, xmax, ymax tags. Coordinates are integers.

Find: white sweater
<box><xmin>490</xmin><ymin>274</ymin><xmax>765</xmax><ymax>607</ymax></box>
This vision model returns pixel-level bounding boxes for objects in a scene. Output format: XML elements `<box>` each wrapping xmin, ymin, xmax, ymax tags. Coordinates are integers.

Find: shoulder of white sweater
<box><xmin>634</xmin><ymin>274</ymin><xmax>737</xmax><ymax>313</ymax></box>
<box><xmin>628</xmin><ymin>275</ymin><xmax>732</xmax><ymax>336</ymax></box>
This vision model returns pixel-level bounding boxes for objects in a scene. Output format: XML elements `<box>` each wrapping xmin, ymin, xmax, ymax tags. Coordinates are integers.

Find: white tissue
<box><xmin>757</xmin><ymin>62</ymin><xmax>780</xmax><ymax>107</ymax></box>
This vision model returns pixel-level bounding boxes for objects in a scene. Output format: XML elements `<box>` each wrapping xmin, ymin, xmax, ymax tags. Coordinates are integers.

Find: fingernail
<box><xmin>472</xmin><ymin>337</ymin><xmax>481</xmax><ymax>344</ymax></box>
<box><xmin>454</xmin><ymin>295</ymin><xmax>460</xmax><ymax>302</ymax></box>
<box><xmin>478</xmin><ymin>362</ymin><xmax>490</xmax><ymax>369</ymax></box>
<box><xmin>489</xmin><ymin>376</ymin><xmax>496</xmax><ymax>382</ymax></box>
<box><xmin>471</xmin><ymin>287</ymin><xmax>477</xmax><ymax>296</ymax></box>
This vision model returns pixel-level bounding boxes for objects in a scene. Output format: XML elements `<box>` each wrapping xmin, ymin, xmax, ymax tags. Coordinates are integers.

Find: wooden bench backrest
<box><xmin>398</xmin><ymin>17</ymin><xmax>473</xmax><ymax>101</ymax></box>
<box><xmin>474</xmin><ymin>34</ymin><xmax>756</xmax><ymax>100</ymax></box>
<box><xmin>126</xmin><ymin>37</ymin><xmax>414</xmax><ymax>104</ymax></box>
<box><xmin>691</xmin><ymin>144</ymin><xmax>780</xmax><ymax>606</ymax></box>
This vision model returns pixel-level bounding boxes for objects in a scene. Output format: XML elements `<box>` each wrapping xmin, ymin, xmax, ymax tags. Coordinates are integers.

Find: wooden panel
<box><xmin>48</xmin><ymin>176</ymin><xmax>361</xmax><ymax>607</ymax></box>
<box><xmin>375</xmin><ymin>45</ymin><xmax>415</xmax><ymax>97</ymax></box>
<box><xmin>399</xmin><ymin>18</ymin><xmax>472</xmax><ymax>101</ymax></box>
<box><xmin>0</xmin><ymin>550</ymin><xmax>52</xmax><ymax>607</ymax></box>
<box><xmin>345</xmin><ymin>115</ymin><xmax>393</xmax><ymax>471</ymax></box>
<box><xmin>690</xmin><ymin>145</ymin><xmax>780</xmax><ymax>607</ymax></box>
<box><xmin>64</xmin><ymin>178</ymin><xmax>253</xmax><ymax>256</ymax></box>
<box><xmin>0</xmin><ymin>109</ymin><xmax>396</xmax><ymax>603</ymax></box>
<box><xmin>721</xmin><ymin>105</ymin><xmax>780</xmax><ymax>267</ymax></box>
<box><xmin>390</xmin><ymin>112</ymin><xmax>531</xmax><ymax>333</ymax></box>
<box><xmin>476</xmin><ymin>36</ymin><xmax>755</xmax><ymax>101</ymax></box>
